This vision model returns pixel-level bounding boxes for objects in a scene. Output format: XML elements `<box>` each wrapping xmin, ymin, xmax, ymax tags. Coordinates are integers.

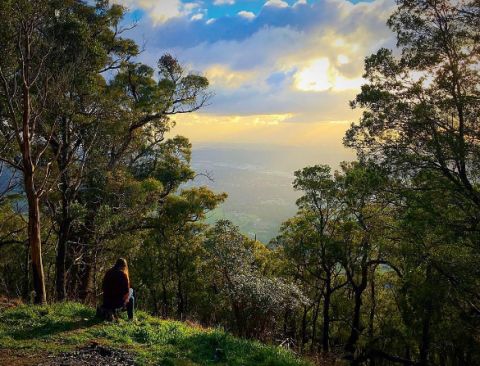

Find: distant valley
<box><xmin>188</xmin><ymin>143</ymin><xmax>354</xmax><ymax>243</ymax></box>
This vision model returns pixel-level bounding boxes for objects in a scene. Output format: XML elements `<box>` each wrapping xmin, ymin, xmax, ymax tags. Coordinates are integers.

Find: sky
<box><xmin>110</xmin><ymin>0</ymin><xmax>398</xmax><ymax>240</ymax></box>
<box><xmin>113</xmin><ymin>0</ymin><xmax>397</xmax><ymax>148</ymax></box>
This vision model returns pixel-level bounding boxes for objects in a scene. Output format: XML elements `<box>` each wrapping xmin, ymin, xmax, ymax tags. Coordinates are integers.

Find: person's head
<box><xmin>114</xmin><ymin>258</ymin><xmax>129</xmax><ymax>278</ymax></box>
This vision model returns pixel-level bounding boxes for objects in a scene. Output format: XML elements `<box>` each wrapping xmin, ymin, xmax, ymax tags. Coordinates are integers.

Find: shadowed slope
<box><xmin>0</xmin><ymin>302</ymin><xmax>310</xmax><ymax>366</ymax></box>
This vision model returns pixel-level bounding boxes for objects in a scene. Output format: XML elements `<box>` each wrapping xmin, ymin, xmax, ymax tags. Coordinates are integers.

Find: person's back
<box><xmin>101</xmin><ymin>258</ymin><xmax>135</xmax><ymax>320</ymax></box>
<box><xmin>103</xmin><ymin>267</ymin><xmax>129</xmax><ymax>309</ymax></box>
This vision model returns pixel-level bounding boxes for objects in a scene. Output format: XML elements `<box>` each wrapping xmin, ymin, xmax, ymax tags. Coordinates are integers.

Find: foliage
<box><xmin>204</xmin><ymin>221</ymin><xmax>306</xmax><ymax>338</ymax></box>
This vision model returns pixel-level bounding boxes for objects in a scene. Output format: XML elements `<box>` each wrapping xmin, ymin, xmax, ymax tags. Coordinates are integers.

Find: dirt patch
<box><xmin>0</xmin><ymin>349</ymin><xmax>48</xmax><ymax>366</ymax></box>
<box><xmin>37</xmin><ymin>343</ymin><xmax>135</xmax><ymax>366</ymax></box>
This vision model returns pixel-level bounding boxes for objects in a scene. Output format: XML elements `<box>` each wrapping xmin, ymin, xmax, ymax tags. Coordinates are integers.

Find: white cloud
<box><xmin>264</xmin><ymin>0</ymin><xmax>289</xmax><ymax>8</ymax></box>
<box><xmin>114</xmin><ymin>0</ymin><xmax>202</xmax><ymax>24</ymax></box>
<box><xmin>191</xmin><ymin>13</ymin><xmax>204</xmax><ymax>21</ymax></box>
<box><xmin>238</xmin><ymin>11</ymin><xmax>256</xmax><ymax>20</ymax></box>
<box><xmin>183</xmin><ymin>2</ymin><xmax>201</xmax><ymax>12</ymax></box>
<box><xmin>213</xmin><ymin>0</ymin><xmax>235</xmax><ymax>5</ymax></box>
<box><xmin>115</xmin><ymin>0</ymin><xmax>179</xmax><ymax>23</ymax></box>
<box><xmin>294</xmin><ymin>0</ymin><xmax>307</xmax><ymax>6</ymax></box>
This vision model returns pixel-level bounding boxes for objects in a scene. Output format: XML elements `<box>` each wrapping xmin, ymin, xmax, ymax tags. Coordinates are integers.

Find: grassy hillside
<box><xmin>0</xmin><ymin>302</ymin><xmax>310</xmax><ymax>366</ymax></box>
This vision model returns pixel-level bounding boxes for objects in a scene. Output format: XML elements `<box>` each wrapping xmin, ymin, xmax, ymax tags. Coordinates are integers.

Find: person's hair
<box><xmin>114</xmin><ymin>258</ymin><xmax>129</xmax><ymax>286</ymax></box>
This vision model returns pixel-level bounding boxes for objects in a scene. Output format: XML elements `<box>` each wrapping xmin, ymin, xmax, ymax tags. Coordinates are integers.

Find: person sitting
<box><xmin>100</xmin><ymin>258</ymin><xmax>135</xmax><ymax>320</ymax></box>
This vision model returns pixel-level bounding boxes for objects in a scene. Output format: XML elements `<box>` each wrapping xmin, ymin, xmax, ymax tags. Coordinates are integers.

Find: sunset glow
<box><xmin>294</xmin><ymin>57</ymin><xmax>365</xmax><ymax>92</ymax></box>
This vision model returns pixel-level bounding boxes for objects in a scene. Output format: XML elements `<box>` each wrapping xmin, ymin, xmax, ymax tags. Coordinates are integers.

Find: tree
<box><xmin>205</xmin><ymin>220</ymin><xmax>306</xmax><ymax>338</ymax></box>
<box><xmin>344</xmin><ymin>0</ymin><xmax>480</xmax><ymax>364</ymax></box>
<box><xmin>134</xmin><ymin>186</ymin><xmax>226</xmax><ymax>318</ymax></box>
<box><xmin>0</xmin><ymin>1</ymin><xmax>212</xmax><ymax>304</ymax></box>
<box><xmin>334</xmin><ymin>162</ymin><xmax>393</xmax><ymax>364</ymax></box>
<box><xmin>74</xmin><ymin>55</ymin><xmax>212</xmax><ymax>303</ymax></box>
<box><xmin>0</xmin><ymin>0</ymin><xmax>87</xmax><ymax>304</ymax></box>
<box><xmin>278</xmin><ymin>163</ymin><xmax>397</xmax><ymax>361</ymax></box>
<box><xmin>275</xmin><ymin>165</ymin><xmax>346</xmax><ymax>352</ymax></box>
<box><xmin>43</xmin><ymin>1</ymin><xmax>138</xmax><ymax>301</ymax></box>
<box><xmin>345</xmin><ymin>0</ymin><xmax>480</xmax><ymax>209</ymax></box>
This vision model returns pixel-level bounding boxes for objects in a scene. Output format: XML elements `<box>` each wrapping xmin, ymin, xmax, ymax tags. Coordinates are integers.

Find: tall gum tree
<box><xmin>345</xmin><ymin>0</ymin><xmax>480</xmax><ymax>209</ymax></box>
<box><xmin>0</xmin><ymin>0</ymin><xmax>139</xmax><ymax>303</ymax></box>
<box><xmin>0</xmin><ymin>0</ymin><xmax>61</xmax><ymax>304</ymax></box>
<box><xmin>43</xmin><ymin>2</ymin><xmax>138</xmax><ymax>301</ymax></box>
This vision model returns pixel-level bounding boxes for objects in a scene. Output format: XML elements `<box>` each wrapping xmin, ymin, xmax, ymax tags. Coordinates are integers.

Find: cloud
<box><xmin>191</xmin><ymin>13</ymin><xmax>204</xmax><ymax>21</ymax></box>
<box><xmin>213</xmin><ymin>0</ymin><xmax>235</xmax><ymax>5</ymax></box>
<box><xmin>171</xmin><ymin>112</ymin><xmax>359</xmax><ymax>150</ymax></box>
<box><xmin>124</xmin><ymin>0</ymin><xmax>396</xmax><ymax>123</ymax></box>
<box><xmin>115</xmin><ymin>0</ymin><xmax>202</xmax><ymax>24</ymax></box>
<box><xmin>264</xmin><ymin>0</ymin><xmax>289</xmax><ymax>8</ymax></box>
<box><xmin>204</xmin><ymin>65</ymin><xmax>257</xmax><ymax>88</ymax></box>
<box><xmin>293</xmin><ymin>57</ymin><xmax>364</xmax><ymax>92</ymax></box>
<box><xmin>294</xmin><ymin>0</ymin><xmax>308</xmax><ymax>6</ymax></box>
<box><xmin>238</xmin><ymin>11</ymin><xmax>256</xmax><ymax>20</ymax></box>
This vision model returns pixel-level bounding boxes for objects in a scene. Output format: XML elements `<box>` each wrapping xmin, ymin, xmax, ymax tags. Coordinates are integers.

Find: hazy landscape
<box><xmin>189</xmin><ymin>142</ymin><xmax>354</xmax><ymax>242</ymax></box>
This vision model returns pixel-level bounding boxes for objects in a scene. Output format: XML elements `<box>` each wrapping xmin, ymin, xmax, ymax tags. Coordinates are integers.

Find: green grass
<box><xmin>0</xmin><ymin>302</ymin><xmax>310</xmax><ymax>366</ymax></box>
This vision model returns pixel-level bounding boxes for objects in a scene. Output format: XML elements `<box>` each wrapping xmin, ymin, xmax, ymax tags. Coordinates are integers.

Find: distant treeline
<box><xmin>0</xmin><ymin>1</ymin><xmax>479</xmax><ymax>366</ymax></box>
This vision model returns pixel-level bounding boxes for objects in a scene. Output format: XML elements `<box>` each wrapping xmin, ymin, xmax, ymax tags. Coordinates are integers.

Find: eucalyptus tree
<box><xmin>389</xmin><ymin>170</ymin><xmax>480</xmax><ymax>366</ymax></box>
<box><xmin>43</xmin><ymin>1</ymin><xmax>138</xmax><ymax>301</ymax></box>
<box><xmin>276</xmin><ymin>165</ymin><xmax>346</xmax><ymax>352</ymax></box>
<box><xmin>342</xmin><ymin>1</ymin><xmax>480</xmax><ymax>364</ymax></box>
<box><xmin>75</xmin><ymin>55</ymin><xmax>212</xmax><ymax>303</ymax></box>
<box><xmin>274</xmin><ymin>214</ymin><xmax>323</xmax><ymax>351</ymax></box>
<box><xmin>345</xmin><ymin>0</ymin><xmax>480</xmax><ymax>208</ymax></box>
<box><xmin>333</xmin><ymin>162</ymin><xmax>395</xmax><ymax>364</ymax></box>
<box><xmin>134</xmin><ymin>186</ymin><xmax>226</xmax><ymax>318</ymax></box>
<box><xmin>0</xmin><ymin>0</ymin><xmax>133</xmax><ymax>303</ymax></box>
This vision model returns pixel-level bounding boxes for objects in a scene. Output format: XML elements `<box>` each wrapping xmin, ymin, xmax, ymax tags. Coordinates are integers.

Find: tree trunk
<box><xmin>27</xmin><ymin>193</ymin><xmax>47</xmax><ymax>304</ymax></box>
<box><xmin>232</xmin><ymin>301</ymin><xmax>244</xmax><ymax>337</ymax></box>
<box><xmin>419</xmin><ymin>298</ymin><xmax>432</xmax><ymax>366</ymax></box>
<box><xmin>162</xmin><ymin>281</ymin><xmax>169</xmax><ymax>317</ymax></box>
<box><xmin>79</xmin><ymin>211</ymin><xmax>97</xmax><ymax>303</ymax></box>
<box><xmin>322</xmin><ymin>273</ymin><xmax>332</xmax><ymax>353</ymax></box>
<box><xmin>311</xmin><ymin>293</ymin><xmax>321</xmax><ymax>352</ymax></box>
<box><xmin>345</xmin><ymin>250</ymin><xmax>370</xmax><ymax>364</ymax></box>
<box><xmin>301</xmin><ymin>305</ymin><xmax>308</xmax><ymax>351</ymax></box>
<box><xmin>79</xmin><ymin>247</ymin><xmax>96</xmax><ymax>303</ymax></box>
<box><xmin>177</xmin><ymin>277</ymin><xmax>185</xmax><ymax>319</ymax></box>
<box><xmin>150</xmin><ymin>288</ymin><xmax>159</xmax><ymax>315</ymax></box>
<box><xmin>55</xmin><ymin>118</ymin><xmax>72</xmax><ymax>301</ymax></box>
<box><xmin>368</xmin><ymin>273</ymin><xmax>376</xmax><ymax>366</ymax></box>
<box><xmin>346</xmin><ymin>288</ymin><xmax>363</xmax><ymax>356</ymax></box>
<box><xmin>23</xmin><ymin>241</ymin><xmax>30</xmax><ymax>300</ymax></box>
<box><xmin>21</xmin><ymin>49</ymin><xmax>46</xmax><ymax>304</ymax></box>
<box><xmin>55</xmin><ymin>217</ymin><xmax>70</xmax><ymax>301</ymax></box>
<box><xmin>419</xmin><ymin>265</ymin><xmax>433</xmax><ymax>366</ymax></box>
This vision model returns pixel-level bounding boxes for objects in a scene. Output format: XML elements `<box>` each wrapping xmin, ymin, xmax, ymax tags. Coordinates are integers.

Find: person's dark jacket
<box><xmin>102</xmin><ymin>268</ymin><xmax>129</xmax><ymax>309</ymax></box>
